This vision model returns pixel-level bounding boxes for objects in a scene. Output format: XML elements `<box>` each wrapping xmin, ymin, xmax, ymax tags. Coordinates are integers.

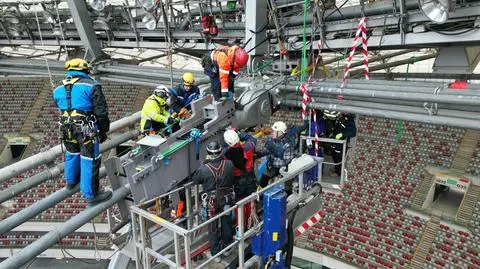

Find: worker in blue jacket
<box><xmin>53</xmin><ymin>58</ymin><xmax>112</xmax><ymax>205</ymax></box>
<box><xmin>169</xmin><ymin>72</ymin><xmax>201</xmax><ymax>119</ymax></box>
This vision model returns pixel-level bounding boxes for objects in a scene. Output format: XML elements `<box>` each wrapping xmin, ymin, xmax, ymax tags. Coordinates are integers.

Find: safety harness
<box><xmin>200</xmin><ymin>160</ymin><xmax>234</xmax><ymax>221</ymax></box>
<box><xmin>60</xmin><ymin>77</ymin><xmax>98</xmax><ymax>145</ymax></box>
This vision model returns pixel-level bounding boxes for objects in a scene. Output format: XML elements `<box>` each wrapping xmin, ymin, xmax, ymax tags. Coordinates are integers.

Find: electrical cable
<box><xmin>424</xmin><ymin>24</ymin><xmax>477</xmax><ymax>36</ymax></box>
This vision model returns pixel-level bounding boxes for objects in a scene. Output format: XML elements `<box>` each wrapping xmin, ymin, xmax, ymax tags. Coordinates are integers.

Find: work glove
<box><xmin>178</xmin><ymin>107</ymin><xmax>191</xmax><ymax>119</ymax></box>
<box><xmin>165</xmin><ymin>117</ymin><xmax>175</xmax><ymax>125</ymax></box>
<box><xmin>335</xmin><ymin>133</ymin><xmax>343</xmax><ymax>140</ymax></box>
<box><xmin>99</xmin><ymin>131</ymin><xmax>108</xmax><ymax>143</ymax></box>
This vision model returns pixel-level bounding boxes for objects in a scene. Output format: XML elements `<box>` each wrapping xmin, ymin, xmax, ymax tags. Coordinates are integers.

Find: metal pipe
<box><xmin>369</xmin><ymin>72</ymin><xmax>480</xmax><ymax>81</ymax></box>
<box><xmin>291</xmin><ymin>82</ymin><xmax>480</xmax><ymax>96</ymax></box>
<box><xmin>0</xmin><ymin>185</ymin><xmax>131</xmax><ymax>269</ymax></box>
<box><xmin>280</xmin><ymin>85</ymin><xmax>480</xmax><ymax>106</ymax></box>
<box><xmin>283</xmin><ymin>99</ymin><xmax>480</xmax><ymax>130</ymax></box>
<box><xmin>307</xmin><ymin>97</ymin><xmax>480</xmax><ymax>120</ymax></box>
<box><xmin>0</xmin><ymin>111</ymin><xmax>140</xmax><ymax>183</ymax></box>
<box><xmin>350</xmin><ymin>53</ymin><xmax>438</xmax><ymax>75</ymax></box>
<box><xmin>0</xmin><ymin>130</ymin><xmax>139</xmax><ymax>203</ymax></box>
<box><xmin>281</xmin><ymin>0</ymin><xmax>419</xmax><ymax>25</ymax></box>
<box><xmin>336</xmin><ymin>49</ymin><xmax>417</xmax><ymax>69</ymax></box>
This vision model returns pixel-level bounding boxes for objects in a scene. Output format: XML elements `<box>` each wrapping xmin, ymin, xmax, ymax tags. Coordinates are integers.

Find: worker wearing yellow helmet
<box><xmin>168</xmin><ymin>72</ymin><xmax>201</xmax><ymax>119</ymax></box>
<box><xmin>53</xmin><ymin>58</ymin><xmax>112</xmax><ymax>205</ymax></box>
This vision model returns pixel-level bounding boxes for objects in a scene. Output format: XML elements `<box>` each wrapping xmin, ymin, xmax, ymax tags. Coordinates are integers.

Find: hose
<box><xmin>284</xmin><ymin>204</ymin><xmax>301</xmax><ymax>268</ymax></box>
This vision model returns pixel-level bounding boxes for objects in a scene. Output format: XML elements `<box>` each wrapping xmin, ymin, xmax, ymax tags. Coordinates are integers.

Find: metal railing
<box><xmin>299</xmin><ymin>136</ymin><xmax>348</xmax><ymax>185</ymax></box>
<box><xmin>130</xmin><ymin>155</ymin><xmax>321</xmax><ymax>269</ymax></box>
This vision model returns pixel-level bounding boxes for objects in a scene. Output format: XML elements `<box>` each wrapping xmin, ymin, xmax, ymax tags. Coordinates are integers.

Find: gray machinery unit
<box><xmin>105</xmin><ymin>89</ymin><xmax>277</xmax><ymax>205</ymax></box>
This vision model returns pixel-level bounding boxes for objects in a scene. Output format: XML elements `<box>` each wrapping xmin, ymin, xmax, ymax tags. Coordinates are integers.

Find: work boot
<box><xmin>65</xmin><ymin>182</ymin><xmax>79</xmax><ymax>190</ymax></box>
<box><xmin>88</xmin><ymin>190</ymin><xmax>112</xmax><ymax>206</ymax></box>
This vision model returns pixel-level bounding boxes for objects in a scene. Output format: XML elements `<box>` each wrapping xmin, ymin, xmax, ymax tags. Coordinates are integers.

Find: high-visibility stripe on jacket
<box><xmin>210</xmin><ymin>45</ymin><xmax>241</xmax><ymax>93</ymax></box>
<box><xmin>140</xmin><ymin>95</ymin><xmax>170</xmax><ymax>132</ymax></box>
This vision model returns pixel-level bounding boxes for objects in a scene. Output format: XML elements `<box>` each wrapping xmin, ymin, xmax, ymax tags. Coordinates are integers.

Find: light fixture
<box><xmin>419</xmin><ymin>0</ymin><xmax>452</xmax><ymax>24</ymax></box>
<box><xmin>141</xmin><ymin>0</ymin><xmax>156</xmax><ymax>10</ymax></box>
<box><xmin>142</xmin><ymin>13</ymin><xmax>156</xmax><ymax>30</ymax></box>
<box><xmin>89</xmin><ymin>0</ymin><xmax>106</xmax><ymax>11</ymax></box>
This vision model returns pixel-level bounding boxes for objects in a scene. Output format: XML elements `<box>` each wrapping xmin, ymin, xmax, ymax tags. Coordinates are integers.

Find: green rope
<box><xmin>252</xmin><ymin>60</ymin><xmax>273</xmax><ymax>74</ymax></box>
<box><xmin>300</xmin><ymin>0</ymin><xmax>310</xmax><ymax>81</ymax></box>
<box><xmin>396</xmin><ymin>120</ymin><xmax>404</xmax><ymax>143</ymax></box>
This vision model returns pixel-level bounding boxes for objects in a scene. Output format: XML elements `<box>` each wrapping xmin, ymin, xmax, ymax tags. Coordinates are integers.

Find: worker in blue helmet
<box><xmin>53</xmin><ymin>58</ymin><xmax>111</xmax><ymax>205</ymax></box>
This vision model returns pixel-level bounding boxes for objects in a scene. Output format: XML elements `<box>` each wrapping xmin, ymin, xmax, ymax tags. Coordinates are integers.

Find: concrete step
<box><xmin>456</xmin><ymin>185</ymin><xmax>480</xmax><ymax>225</ymax></box>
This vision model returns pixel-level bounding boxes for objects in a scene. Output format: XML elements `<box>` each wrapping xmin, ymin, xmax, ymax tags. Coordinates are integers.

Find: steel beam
<box><xmin>66</xmin><ymin>0</ymin><xmax>103</xmax><ymax>60</ymax></box>
<box><xmin>317</xmin><ymin>30</ymin><xmax>480</xmax><ymax>50</ymax></box>
<box><xmin>280</xmin><ymin>85</ymin><xmax>480</xmax><ymax>106</ymax></box>
<box><xmin>368</xmin><ymin>72</ymin><xmax>480</xmax><ymax>80</ymax></box>
<box><xmin>283</xmin><ymin>99</ymin><xmax>480</xmax><ymax>130</ymax></box>
<box><xmin>0</xmin><ymin>112</ymin><xmax>140</xmax><ymax>183</ymax></box>
<box><xmin>0</xmin><ymin>130</ymin><xmax>139</xmax><ymax>204</ymax></box>
<box><xmin>0</xmin><ymin>185</ymin><xmax>131</xmax><ymax>269</ymax></box>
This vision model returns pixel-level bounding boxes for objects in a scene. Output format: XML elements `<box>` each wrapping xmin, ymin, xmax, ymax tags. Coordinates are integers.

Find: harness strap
<box><xmin>62</xmin><ymin>77</ymin><xmax>81</xmax><ymax>115</ymax></box>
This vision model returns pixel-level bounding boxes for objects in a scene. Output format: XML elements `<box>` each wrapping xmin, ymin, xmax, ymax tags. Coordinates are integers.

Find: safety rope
<box><xmin>300</xmin><ymin>0</ymin><xmax>310</xmax><ymax>82</ymax></box>
<box><xmin>33</xmin><ymin>1</ymin><xmax>55</xmax><ymax>88</ymax></box>
<box><xmin>299</xmin><ymin>84</ymin><xmax>319</xmax><ymax>156</ymax></box>
<box><xmin>54</xmin><ymin>0</ymin><xmax>69</xmax><ymax>60</ymax></box>
<box><xmin>340</xmin><ymin>17</ymin><xmax>369</xmax><ymax>88</ymax></box>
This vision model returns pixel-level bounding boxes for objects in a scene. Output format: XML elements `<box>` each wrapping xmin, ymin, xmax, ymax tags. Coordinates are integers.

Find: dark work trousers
<box><xmin>208</xmin><ymin>199</ymin><xmax>234</xmax><ymax>255</ymax></box>
<box><xmin>331</xmin><ymin>147</ymin><xmax>343</xmax><ymax>175</ymax></box>
<box><xmin>203</xmin><ymin>63</ymin><xmax>221</xmax><ymax>101</ymax></box>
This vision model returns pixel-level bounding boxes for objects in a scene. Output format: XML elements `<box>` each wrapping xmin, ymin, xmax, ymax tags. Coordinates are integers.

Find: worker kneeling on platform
<box><xmin>54</xmin><ymin>58</ymin><xmax>112</xmax><ymax>205</ymax></box>
<box><xmin>140</xmin><ymin>85</ymin><xmax>177</xmax><ymax>135</ymax></box>
<box><xmin>168</xmin><ymin>72</ymin><xmax>201</xmax><ymax>119</ymax></box>
<box><xmin>193</xmin><ymin>141</ymin><xmax>235</xmax><ymax>259</ymax></box>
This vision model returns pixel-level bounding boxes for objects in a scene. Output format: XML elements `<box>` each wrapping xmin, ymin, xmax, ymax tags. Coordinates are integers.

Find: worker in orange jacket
<box><xmin>202</xmin><ymin>45</ymin><xmax>249</xmax><ymax>101</ymax></box>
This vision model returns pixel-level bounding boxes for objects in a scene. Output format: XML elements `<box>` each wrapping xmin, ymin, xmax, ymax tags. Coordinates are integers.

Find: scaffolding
<box><xmin>130</xmin><ymin>156</ymin><xmax>322</xmax><ymax>269</ymax></box>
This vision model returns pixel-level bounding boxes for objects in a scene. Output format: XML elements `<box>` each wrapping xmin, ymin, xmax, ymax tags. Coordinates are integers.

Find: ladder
<box><xmin>411</xmin><ymin>173</ymin><xmax>435</xmax><ymax>210</ymax></box>
<box><xmin>456</xmin><ymin>184</ymin><xmax>480</xmax><ymax>226</ymax></box>
<box><xmin>410</xmin><ymin>215</ymin><xmax>440</xmax><ymax>269</ymax></box>
<box><xmin>451</xmin><ymin>130</ymin><xmax>480</xmax><ymax>172</ymax></box>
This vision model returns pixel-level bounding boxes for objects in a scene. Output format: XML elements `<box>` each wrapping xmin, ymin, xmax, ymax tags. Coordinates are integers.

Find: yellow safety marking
<box><xmin>272</xmin><ymin>232</ymin><xmax>278</xmax><ymax>241</ymax></box>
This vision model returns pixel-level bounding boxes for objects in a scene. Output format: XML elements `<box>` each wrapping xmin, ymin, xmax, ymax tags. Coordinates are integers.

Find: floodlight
<box><xmin>89</xmin><ymin>0</ymin><xmax>106</xmax><ymax>11</ymax></box>
<box><xmin>93</xmin><ymin>18</ymin><xmax>110</xmax><ymax>31</ymax></box>
<box><xmin>142</xmin><ymin>13</ymin><xmax>156</xmax><ymax>30</ymax></box>
<box><xmin>419</xmin><ymin>0</ymin><xmax>451</xmax><ymax>24</ymax></box>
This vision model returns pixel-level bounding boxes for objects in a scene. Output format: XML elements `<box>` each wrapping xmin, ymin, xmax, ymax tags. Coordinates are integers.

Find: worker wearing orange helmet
<box><xmin>202</xmin><ymin>45</ymin><xmax>249</xmax><ymax>101</ymax></box>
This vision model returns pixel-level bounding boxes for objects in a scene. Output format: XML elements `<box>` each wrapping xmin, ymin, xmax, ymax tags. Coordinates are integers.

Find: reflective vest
<box><xmin>210</xmin><ymin>45</ymin><xmax>241</xmax><ymax>94</ymax></box>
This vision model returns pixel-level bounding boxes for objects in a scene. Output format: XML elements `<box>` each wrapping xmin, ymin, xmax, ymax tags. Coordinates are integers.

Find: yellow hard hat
<box><xmin>182</xmin><ymin>72</ymin><xmax>195</xmax><ymax>86</ymax></box>
<box><xmin>65</xmin><ymin>58</ymin><xmax>90</xmax><ymax>72</ymax></box>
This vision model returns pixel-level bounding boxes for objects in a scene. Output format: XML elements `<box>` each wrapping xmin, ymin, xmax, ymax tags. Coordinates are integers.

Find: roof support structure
<box><xmin>66</xmin><ymin>0</ymin><xmax>103</xmax><ymax>61</ymax></box>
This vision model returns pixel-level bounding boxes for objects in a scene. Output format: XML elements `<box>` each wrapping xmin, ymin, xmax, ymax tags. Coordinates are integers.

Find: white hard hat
<box><xmin>224</xmin><ymin>129</ymin><xmax>240</xmax><ymax>147</ymax></box>
<box><xmin>153</xmin><ymin>85</ymin><xmax>170</xmax><ymax>98</ymax></box>
<box><xmin>272</xmin><ymin>121</ymin><xmax>287</xmax><ymax>137</ymax></box>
